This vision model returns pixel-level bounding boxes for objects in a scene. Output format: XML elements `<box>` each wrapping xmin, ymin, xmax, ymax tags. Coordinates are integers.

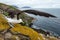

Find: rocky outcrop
<box><xmin>23</xmin><ymin>10</ymin><xmax>57</xmax><ymax>18</ymax></box>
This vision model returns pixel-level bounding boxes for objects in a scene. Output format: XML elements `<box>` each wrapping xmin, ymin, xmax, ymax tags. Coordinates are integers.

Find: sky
<box><xmin>0</xmin><ymin>0</ymin><xmax>60</xmax><ymax>8</ymax></box>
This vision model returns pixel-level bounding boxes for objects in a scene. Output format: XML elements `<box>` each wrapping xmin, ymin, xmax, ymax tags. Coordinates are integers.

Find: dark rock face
<box><xmin>23</xmin><ymin>10</ymin><xmax>57</xmax><ymax>18</ymax></box>
<box><xmin>7</xmin><ymin>9</ymin><xmax>22</xmax><ymax>18</ymax></box>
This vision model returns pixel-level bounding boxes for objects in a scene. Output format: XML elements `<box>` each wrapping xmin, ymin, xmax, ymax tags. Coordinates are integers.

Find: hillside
<box><xmin>0</xmin><ymin>3</ymin><xmax>60</xmax><ymax>40</ymax></box>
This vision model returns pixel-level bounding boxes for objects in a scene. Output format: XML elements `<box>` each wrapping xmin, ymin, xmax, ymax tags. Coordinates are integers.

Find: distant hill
<box><xmin>21</xmin><ymin>6</ymin><xmax>31</xmax><ymax>8</ymax></box>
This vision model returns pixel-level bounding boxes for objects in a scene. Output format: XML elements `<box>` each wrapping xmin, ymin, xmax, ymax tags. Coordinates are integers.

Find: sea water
<box><xmin>32</xmin><ymin>8</ymin><xmax>60</xmax><ymax>36</ymax></box>
<box><xmin>21</xmin><ymin>8</ymin><xmax>60</xmax><ymax>36</ymax></box>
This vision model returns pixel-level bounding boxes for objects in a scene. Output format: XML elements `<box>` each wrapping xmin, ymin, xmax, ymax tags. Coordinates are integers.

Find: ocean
<box><xmin>28</xmin><ymin>8</ymin><xmax>60</xmax><ymax>36</ymax></box>
<box><xmin>21</xmin><ymin>8</ymin><xmax>60</xmax><ymax>36</ymax></box>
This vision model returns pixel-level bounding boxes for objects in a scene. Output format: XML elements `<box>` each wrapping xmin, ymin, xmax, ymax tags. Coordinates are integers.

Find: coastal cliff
<box><xmin>0</xmin><ymin>3</ymin><xmax>60</xmax><ymax>40</ymax></box>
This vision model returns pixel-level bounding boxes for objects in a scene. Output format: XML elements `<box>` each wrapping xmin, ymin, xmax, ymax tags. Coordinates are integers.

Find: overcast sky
<box><xmin>0</xmin><ymin>0</ymin><xmax>60</xmax><ymax>8</ymax></box>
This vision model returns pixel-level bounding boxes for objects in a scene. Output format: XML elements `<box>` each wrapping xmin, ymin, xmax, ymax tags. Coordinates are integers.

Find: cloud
<box><xmin>0</xmin><ymin>0</ymin><xmax>60</xmax><ymax>8</ymax></box>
